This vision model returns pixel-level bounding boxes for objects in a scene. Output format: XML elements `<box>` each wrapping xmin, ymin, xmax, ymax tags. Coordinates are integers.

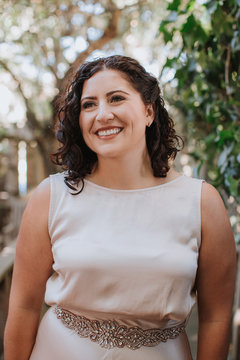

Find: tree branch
<box><xmin>60</xmin><ymin>0</ymin><xmax>147</xmax><ymax>89</ymax></box>
<box><xmin>57</xmin><ymin>4</ymin><xmax>120</xmax><ymax>100</ymax></box>
<box><xmin>224</xmin><ymin>44</ymin><xmax>240</xmax><ymax>120</ymax></box>
<box><xmin>0</xmin><ymin>60</ymin><xmax>43</xmax><ymax>131</ymax></box>
<box><xmin>39</xmin><ymin>42</ymin><xmax>59</xmax><ymax>82</ymax></box>
<box><xmin>225</xmin><ymin>44</ymin><xmax>231</xmax><ymax>97</ymax></box>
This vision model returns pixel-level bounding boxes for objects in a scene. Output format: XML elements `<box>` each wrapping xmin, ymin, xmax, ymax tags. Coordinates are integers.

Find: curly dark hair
<box><xmin>51</xmin><ymin>55</ymin><xmax>183</xmax><ymax>191</ymax></box>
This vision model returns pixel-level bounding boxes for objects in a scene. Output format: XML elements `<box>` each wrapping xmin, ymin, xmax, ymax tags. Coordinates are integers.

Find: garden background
<box><xmin>0</xmin><ymin>0</ymin><xmax>239</xmax><ymax>358</ymax></box>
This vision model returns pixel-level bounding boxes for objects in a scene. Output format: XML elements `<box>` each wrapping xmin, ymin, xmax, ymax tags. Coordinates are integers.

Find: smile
<box><xmin>96</xmin><ymin>128</ymin><xmax>122</xmax><ymax>137</ymax></box>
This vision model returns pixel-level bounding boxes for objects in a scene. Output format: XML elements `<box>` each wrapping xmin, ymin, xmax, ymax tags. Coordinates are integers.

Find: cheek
<box><xmin>79</xmin><ymin>117</ymin><xmax>95</xmax><ymax>149</ymax></box>
<box><xmin>79</xmin><ymin>115</ymin><xmax>89</xmax><ymax>134</ymax></box>
<box><xmin>78</xmin><ymin>114</ymin><xmax>83</xmax><ymax>129</ymax></box>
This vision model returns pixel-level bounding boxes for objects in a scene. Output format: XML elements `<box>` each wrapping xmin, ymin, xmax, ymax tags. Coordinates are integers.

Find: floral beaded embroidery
<box><xmin>54</xmin><ymin>306</ymin><xmax>185</xmax><ymax>350</ymax></box>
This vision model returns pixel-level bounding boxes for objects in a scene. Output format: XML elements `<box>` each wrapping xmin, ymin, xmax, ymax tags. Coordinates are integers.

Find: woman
<box><xmin>4</xmin><ymin>55</ymin><xmax>236</xmax><ymax>360</ymax></box>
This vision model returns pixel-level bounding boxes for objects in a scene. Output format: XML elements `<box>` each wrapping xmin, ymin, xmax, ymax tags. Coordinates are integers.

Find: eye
<box><xmin>110</xmin><ymin>95</ymin><xmax>125</xmax><ymax>103</ymax></box>
<box><xmin>82</xmin><ymin>101</ymin><xmax>95</xmax><ymax>109</ymax></box>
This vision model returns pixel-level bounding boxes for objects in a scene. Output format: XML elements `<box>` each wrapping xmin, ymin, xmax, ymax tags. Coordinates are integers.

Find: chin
<box><xmin>97</xmin><ymin>151</ymin><xmax>122</xmax><ymax>159</ymax></box>
<box><xmin>92</xmin><ymin>144</ymin><xmax>125</xmax><ymax>159</ymax></box>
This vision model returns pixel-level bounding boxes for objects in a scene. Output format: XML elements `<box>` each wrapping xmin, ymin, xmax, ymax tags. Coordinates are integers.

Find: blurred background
<box><xmin>0</xmin><ymin>0</ymin><xmax>239</xmax><ymax>358</ymax></box>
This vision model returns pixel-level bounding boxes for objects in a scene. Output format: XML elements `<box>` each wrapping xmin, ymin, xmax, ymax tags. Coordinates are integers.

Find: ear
<box><xmin>146</xmin><ymin>104</ymin><xmax>154</xmax><ymax>126</ymax></box>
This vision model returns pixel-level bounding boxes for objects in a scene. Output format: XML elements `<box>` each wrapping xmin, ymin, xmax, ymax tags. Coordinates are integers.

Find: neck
<box><xmin>88</xmin><ymin>148</ymin><xmax>155</xmax><ymax>190</ymax></box>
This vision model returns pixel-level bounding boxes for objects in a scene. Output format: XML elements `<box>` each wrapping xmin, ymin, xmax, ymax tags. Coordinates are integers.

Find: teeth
<box><xmin>97</xmin><ymin>128</ymin><xmax>121</xmax><ymax>136</ymax></box>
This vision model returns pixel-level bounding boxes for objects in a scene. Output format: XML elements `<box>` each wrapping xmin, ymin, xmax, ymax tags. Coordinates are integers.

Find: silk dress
<box><xmin>29</xmin><ymin>173</ymin><xmax>203</xmax><ymax>360</ymax></box>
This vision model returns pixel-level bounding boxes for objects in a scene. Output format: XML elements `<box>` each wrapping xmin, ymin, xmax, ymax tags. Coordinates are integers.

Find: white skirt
<box><xmin>30</xmin><ymin>308</ymin><xmax>193</xmax><ymax>360</ymax></box>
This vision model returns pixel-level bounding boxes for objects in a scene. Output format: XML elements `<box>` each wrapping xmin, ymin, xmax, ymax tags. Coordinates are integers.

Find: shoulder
<box><xmin>16</xmin><ymin>178</ymin><xmax>51</xmax><ymax>254</ymax></box>
<box><xmin>201</xmin><ymin>181</ymin><xmax>223</xmax><ymax>206</ymax></box>
<box><xmin>28</xmin><ymin>177</ymin><xmax>50</xmax><ymax>207</ymax></box>
<box><xmin>201</xmin><ymin>182</ymin><xmax>227</xmax><ymax>227</ymax></box>
<box><xmin>28</xmin><ymin>172</ymin><xmax>65</xmax><ymax>206</ymax></box>
<box><xmin>22</xmin><ymin>177</ymin><xmax>51</xmax><ymax>225</ymax></box>
<box><xmin>200</xmin><ymin>181</ymin><xmax>235</xmax><ymax>253</ymax></box>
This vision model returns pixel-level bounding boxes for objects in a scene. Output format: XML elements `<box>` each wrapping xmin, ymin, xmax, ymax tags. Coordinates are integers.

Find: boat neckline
<box><xmin>84</xmin><ymin>174</ymin><xmax>185</xmax><ymax>193</ymax></box>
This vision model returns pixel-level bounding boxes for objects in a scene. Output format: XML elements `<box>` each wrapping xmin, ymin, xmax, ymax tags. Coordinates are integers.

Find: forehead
<box><xmin>81</xmin><ymin>69</ymin><xmax>136</xmax><ymax>96</ymax></box>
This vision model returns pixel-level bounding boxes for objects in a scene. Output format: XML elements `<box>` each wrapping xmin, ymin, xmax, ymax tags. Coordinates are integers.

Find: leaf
<box><xmin>159</xmin><ymin>12</ymin><xmax>178</xmax><ymax>33</ymax></box>
<box><xmin>159</xmin><ymin>20</ymin><xmax>169</xmax><ymax>32</ymax></box>
<box><xmin>164</xmin><ymin>57</ymin><xmax>179</xmax><ymax>70</ymax></box>
<box><xmin>181</xmin><ymin>14</ymin><xmax>196</xmax><ymax>33</ymax></box>
<box><xmin>204</xmin><ymin>0</ymin><xmax>218</xmax><ymax>14</ymax></box>
<box><xmin>186</xmin><ymin>0</ymin><xmax>196</xmax><ymax>11</ymax></box>
<box><xmin>194</xmin><ymin>24</ymin><xmax>208</xmax><ymax>45</ymax></box>
<box><xmin>226</xmin><ymin>176</ymin><xmax>239</xmax><ymax>197</ymax></box>
<box><xmin>205</xmin><ymin>133</ymin><xmax>216</xmax><ymax>145</ymax></box>
<box><xmin>158</xmin><ymin>20</ymin><xmax>174</xmax><ymax>43</ymax></box>
<box><xmin>217</xmin><ymin>130</ymin><xmax>235</xmax><ymax>146</ymax></box>
<box><xmin>188</xmin><ymin>59</ymin><xmax>196</xmax><ymax>71</ymax></box>
<box><xmin>212</xmin><ymin>8</ymin><xmax>235</xmax><ymax>36</ymax></box>
<box><xmin>218</xmin><ymin>144</ymin><xmax>233</xmax><ymax>173</ymax></box>
<box><xmin>167</xmin><ymin>0</ymin><xmax>181</xmax><ymax>11</ymax></box>
<box><xmin>161</xmin><ymin>29</ymin><xmax>173</xmax><ymax>43</ymax></box>
<box><xmin>231</xmin><ymin>31</ymin><xmax>240</xmax><ymax>52</ymax></box>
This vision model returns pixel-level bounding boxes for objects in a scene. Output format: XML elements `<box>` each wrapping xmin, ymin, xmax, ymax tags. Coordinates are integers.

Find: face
<box><xmin>79</xmin><ymin>69</ymin><xmax>154</xmax><ymax>160</ymax></box>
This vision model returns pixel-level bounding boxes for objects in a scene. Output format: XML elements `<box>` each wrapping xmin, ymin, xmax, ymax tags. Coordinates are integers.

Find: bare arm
<box><xmin>196</xmin><ymin>182</ymin><xmax>236</xmax><ymax>359</ymax></box>
<box><xmin>4</xmin><ymin>178</ymin><xmax>53</xmax><ymax>360</ymax></box>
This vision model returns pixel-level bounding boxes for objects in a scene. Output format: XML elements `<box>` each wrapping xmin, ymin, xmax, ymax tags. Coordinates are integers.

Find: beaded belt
<box><xmin>54</xmin><ymin>306</ymin><xmax>185</xmax><ymax>350</ymax></box>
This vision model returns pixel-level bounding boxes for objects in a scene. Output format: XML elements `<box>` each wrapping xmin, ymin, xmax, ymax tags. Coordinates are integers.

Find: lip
<box><xmin>95</xmin><ymin>126</ymin><xmax>123</xmax><ymax>134</ymax></box>
<box><xmin>94</xmin><ymin>126</ymin><xmax>123</xmax><ymax>139</ymax></box>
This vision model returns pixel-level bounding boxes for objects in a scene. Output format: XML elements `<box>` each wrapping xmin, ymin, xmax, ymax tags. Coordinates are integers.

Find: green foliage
<box><xmin>159</xmin><ymin>0</ymin><xmax>240</xmax><ymax>203</ymax></box>
<box><xmin>159</xmin><ymin>0</ymin><xmax>240</xmax><ymax>240</ymax></box>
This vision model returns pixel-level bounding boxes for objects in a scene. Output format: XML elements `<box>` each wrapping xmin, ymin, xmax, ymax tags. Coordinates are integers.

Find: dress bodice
<box><xmin>45</xmin><ymin>173</ymin><xmax>203</xmax><ymax>329</ymax></box>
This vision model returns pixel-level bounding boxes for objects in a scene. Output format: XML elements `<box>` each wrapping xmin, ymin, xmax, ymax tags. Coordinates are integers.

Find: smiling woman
<box><xmin>4</xmin><ymin>56</ymin><xmax>236</xmax><ymax>360</ymax></box>
<box><xmin>51</xmin><ymin>55</ymin><xmax>183</xmax><ymax>191</ymax></box>
<box><xmin>79</xmin><ymin>69</ymin><xmax>154</xmax><ymax>161</ymax></box>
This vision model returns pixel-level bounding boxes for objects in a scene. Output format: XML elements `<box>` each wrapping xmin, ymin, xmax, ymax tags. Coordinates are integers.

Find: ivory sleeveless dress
<box><xmin>30</xmin><ymin>172</ymin><xmax>203</xmax><ymax>360</ymax></box>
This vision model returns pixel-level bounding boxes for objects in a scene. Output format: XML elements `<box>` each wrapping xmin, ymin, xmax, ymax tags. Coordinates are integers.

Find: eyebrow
<box><xmin>81</xmin><ymin>90</ymin><xmax>130</xmax><ymax>102</ymax></box>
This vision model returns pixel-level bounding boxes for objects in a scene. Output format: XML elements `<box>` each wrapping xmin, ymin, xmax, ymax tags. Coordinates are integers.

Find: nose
<box><xmin>95</xmin><ymin>101</ymin><xmax>114</xmax><ymax>122</ymax></box>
